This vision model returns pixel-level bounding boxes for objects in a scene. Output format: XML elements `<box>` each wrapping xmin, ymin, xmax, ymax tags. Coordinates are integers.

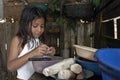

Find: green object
<box><xmin>37</xmin><ymin>4</ymin><xmax>48</xmax><ymax>12</ymax></box>
<box><xmin>91</xmin><ymin>0</ymin><xmax>100</xmax><ymax>7</ymax></box>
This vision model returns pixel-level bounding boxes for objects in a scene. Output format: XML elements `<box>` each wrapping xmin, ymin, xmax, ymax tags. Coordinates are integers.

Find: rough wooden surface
<box><xmin>0</xmin><ymin>22</ymin><xmax>18</xmax><ymax>80</ymax></box>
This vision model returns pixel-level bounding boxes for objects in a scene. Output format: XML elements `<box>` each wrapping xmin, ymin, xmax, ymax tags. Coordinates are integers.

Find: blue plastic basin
<box><xmin>95</xmin><ymin>48</ymin><xmax>120</xmax><ymax>80</ymax></box>
<box><xmin>75</xmin><ymin>57</ymin><xmax>101</xmax><ymax>76</ymax></box>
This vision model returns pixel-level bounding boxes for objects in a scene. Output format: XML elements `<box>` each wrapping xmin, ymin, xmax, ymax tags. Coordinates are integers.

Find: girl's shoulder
<box><xmin>11</xmin><ymin>36</ymin><xmax>22</xmax><ymax>46</ymax></box>
<box><xmin>10</xmin><ymin>36</ymin><xmax>23</xmax><ymax>52</ymax></box>
<box><xmin>11</xmin><ymin>36</ymin><xmax>21</xmax><ymax>42</ymax></box>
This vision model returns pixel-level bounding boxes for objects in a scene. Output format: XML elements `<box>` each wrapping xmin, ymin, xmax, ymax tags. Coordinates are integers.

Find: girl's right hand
<box><xmin>31</xmin><ymin>43</ymin><xmax>49</xmax><ymax>57</ymax></box>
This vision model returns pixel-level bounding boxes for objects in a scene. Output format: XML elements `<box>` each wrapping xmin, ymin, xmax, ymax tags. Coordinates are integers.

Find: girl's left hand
<box><xmin>47</xmin><ymin>47</ymin><xmax>56</xmax><ymax>56</ymax></box>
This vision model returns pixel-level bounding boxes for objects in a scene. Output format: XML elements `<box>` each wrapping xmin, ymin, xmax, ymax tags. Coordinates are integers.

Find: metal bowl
<box><xmin>29</xmin><ymin>56</ymin><xmax>63</xmax><ymax>73</ymax></box>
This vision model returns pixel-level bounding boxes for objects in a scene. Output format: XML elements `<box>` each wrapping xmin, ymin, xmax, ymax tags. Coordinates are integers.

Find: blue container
<box><xmin>75</xmin><ymin>57</ymin><xmax>101</xmax><ymax>76</ymax></box>
<box><xmin>95</xmin><ymin>48</ymin><xmax>120</xmax><ymax>80</ymax></box>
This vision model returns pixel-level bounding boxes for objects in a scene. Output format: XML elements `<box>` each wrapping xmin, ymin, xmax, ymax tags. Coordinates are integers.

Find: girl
<box><xmin>7</xmin><ymin>5</ymin><xmax>56</xmax><ymax>80</ymax></box>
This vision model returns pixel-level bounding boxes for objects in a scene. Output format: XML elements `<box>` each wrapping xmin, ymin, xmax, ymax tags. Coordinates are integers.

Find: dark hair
<box><xmin>16</xmin><ymin>5</ymin><xmax>46</xmax><ymax>48</ymax></box>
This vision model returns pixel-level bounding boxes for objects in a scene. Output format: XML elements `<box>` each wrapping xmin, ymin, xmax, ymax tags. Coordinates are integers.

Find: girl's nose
<box><xmin>38</xmin><ymin>26</ymin><xmax>42</xmax><ymax>32</ymax></box>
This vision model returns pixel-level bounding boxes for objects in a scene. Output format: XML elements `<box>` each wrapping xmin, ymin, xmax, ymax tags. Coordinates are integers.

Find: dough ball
<box><xmin>58</xmin><ymin>69</ymin><xmax>75</xmax><ymax>79</ymax></box>
<box><xmin>76</xmin><ymin>73</ymin><xmax>84</xmax><ymax>79</ymax></box>
<box><xmin>70</xmin><ymin>63</ymin><xmax>82</xmax><ymax>74</ymax></box>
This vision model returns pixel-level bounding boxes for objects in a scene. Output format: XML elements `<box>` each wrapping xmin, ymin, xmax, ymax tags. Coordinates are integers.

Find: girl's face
<box><xmin>31</xmin><ymin>18</ymin><xmax>45</xmax><ymax>38</ymax></box>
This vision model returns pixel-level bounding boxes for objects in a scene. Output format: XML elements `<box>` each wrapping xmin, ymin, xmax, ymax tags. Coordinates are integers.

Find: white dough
<box><xmin>70</xmin><ymin>63</ymin><xmax>82</xmax><ymax>74</ymax></box>
<box><xmin>43</xmin><ymin>58</ymin><xmax>75</xmax><ymax>76</ymax></box>
<box><xmin>58</xmin><ymin>69</ymin><xmax>75</xmax><ymax>79</ymax></box>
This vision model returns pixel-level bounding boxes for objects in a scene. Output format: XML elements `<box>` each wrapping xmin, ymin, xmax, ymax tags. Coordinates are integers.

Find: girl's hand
<box><xmin>32</xmin><ymin>44</ymin><xmax>49</xmax><ymax>57</ymax></box>
<box><xmin>47</xmin><ymin>47</ymin><xmax>56</xmax><ymax>56</ymax></box>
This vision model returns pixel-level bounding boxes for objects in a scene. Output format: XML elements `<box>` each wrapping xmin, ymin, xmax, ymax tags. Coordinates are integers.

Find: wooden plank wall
<box><xmin>0</xmin><ymin>21</ymin><xmax>18</xmax><ymax>80</ymax></box>
<box><xmin>62</xmin><ymin>22</ymin><xmax>95</xmax><ymax>58</ymax></box>
<box><xmin>102</xmin><ymin>0</ymin><xmax>120</xmax><ymax>20</ymax></box>
<box><xmin>3</xmin><ymin>2</ymin><xmax>24</xmax><ymax>19</ymax></box>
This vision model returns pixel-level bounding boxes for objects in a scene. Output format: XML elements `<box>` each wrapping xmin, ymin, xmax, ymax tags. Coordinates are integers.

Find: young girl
<box><xmin>7</xmin><ymin>5</ymin><xmax>56</xmax><ymax>80</ymax></box>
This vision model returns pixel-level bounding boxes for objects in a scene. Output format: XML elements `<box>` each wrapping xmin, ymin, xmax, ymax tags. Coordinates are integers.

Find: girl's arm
<box><xmin>7</xmin><ymin>36</ymin><xmax>48</xmax><ymax>71</ymax></box>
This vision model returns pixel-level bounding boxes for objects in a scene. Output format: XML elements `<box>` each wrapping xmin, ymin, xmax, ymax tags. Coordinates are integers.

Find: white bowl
<box><xmin>73</xmin><ymin>45</ymin><xmax>97</xmax><ymax>61</ymax></box>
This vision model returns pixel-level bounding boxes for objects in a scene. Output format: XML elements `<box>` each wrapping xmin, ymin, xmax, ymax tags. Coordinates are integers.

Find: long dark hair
<box><xmin>16</xmin><ymin>5</ymin><xmax>46</xmax><ymax>48</ymax></box>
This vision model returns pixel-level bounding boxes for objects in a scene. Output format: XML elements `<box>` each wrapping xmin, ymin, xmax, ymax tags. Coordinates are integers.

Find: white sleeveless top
<box><xmin>17</xmin><ymin>39</ymin><xmax>40</xmax><ymax>80</ymax></box>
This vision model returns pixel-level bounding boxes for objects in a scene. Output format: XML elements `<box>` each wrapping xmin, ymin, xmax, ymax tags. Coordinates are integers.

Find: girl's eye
<box><xmin>32</xmin><ymin>24</ymin><xmax>45</xmax><ymax>28</ymax></box>
<box><xmin>33</xmin><ymin>25</ymin><xmax>37</xmax><ymax>28</ymax></box>
<box><xmin>40</xmin><ymin>25</ymin><xmax>44</xmax><ymax>28</ymax></box>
